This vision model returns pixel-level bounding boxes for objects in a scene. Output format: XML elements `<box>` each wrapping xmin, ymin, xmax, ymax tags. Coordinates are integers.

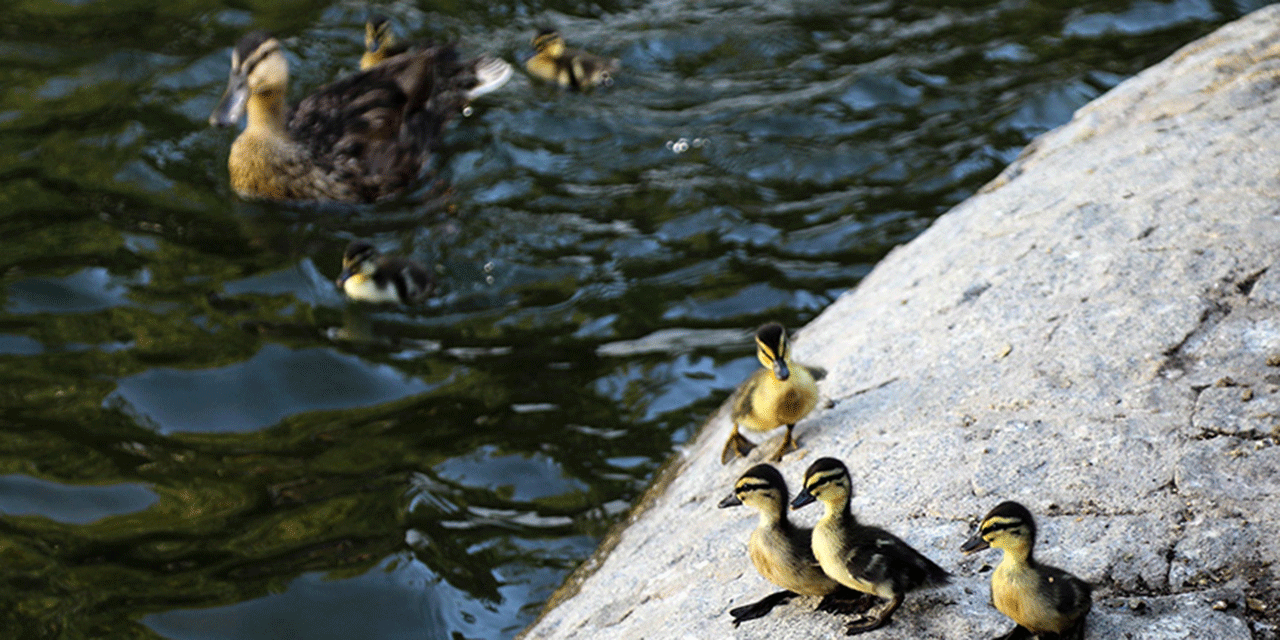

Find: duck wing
<box><xmin>287</xmin><ymin>45</ymin><xmax>475</xmax><ymax>201</ymax></box>
<box><xmin>845</xmin><ymin>526</ymin><xmax>950</xmax><ymax>592</ymax></box>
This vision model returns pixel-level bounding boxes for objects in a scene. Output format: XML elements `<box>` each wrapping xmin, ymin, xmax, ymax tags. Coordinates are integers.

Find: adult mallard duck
<box><xmin>526</xmin><ymin>29</ymin><xmax>619</xmax><ymax>90</ymax></box>
<box><xmin>792</xmin><ymin>457</ymin><xmax>951</xmax><ymax>635</ymax></box>
<box><xmin>961</xmin><ymin>501</ymin><xmax>1092</xmax><ymax>640</ymax></box>
<box><xmin>721</xmin><ymin>323</ymin><xmax>825</xmax><ymax>465</ymax></box>
<box><xmin>209</xmin><ymin>30</ymin><xmax>511</xmax><ymax>202</ymax></box>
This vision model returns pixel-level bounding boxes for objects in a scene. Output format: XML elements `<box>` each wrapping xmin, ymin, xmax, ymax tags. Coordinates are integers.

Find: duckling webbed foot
<box><xmin>816</xmin><ymin>588</ymin><xmax>876</xmax><ymax>616</ymax></box>
<box><xmin>728</xmin><ymin>590</ymin><xmax>797</xmax><ymax>626</ymax></box>
<box><xmin>768</xmin><ymin>424</ymin><xmax>799</xmax><ymax>462</ymax></box>
<box><xmin>720</xmin><ymin>426</ymin><xmax>757</xmax><ymax>464</ymax></box>
<box><xmin>842</xmin><ymin>593</ymin><xmax>902</xmax><ymax>636</ymax></box>
<box><xmin>993</xmin><ymin>625</ymin><xmax>1034</xmax><ymax>640</ymax></box>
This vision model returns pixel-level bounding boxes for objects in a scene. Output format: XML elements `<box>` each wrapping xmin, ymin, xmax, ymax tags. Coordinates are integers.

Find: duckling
<box><xmin>359</xmin><ymin>20</ymin><xmax>512</xmax><ymax>97</ymax></box>
<box><xmin>721</xmin><ymin>323</ymin><xmax>825</xmax><ymax>465</ymax></box>
<box><xmin>526</xmin><ymin>29</ymin><xmax>619</xmax><ymax>90</ymax></box>
<box><xmin>209</xmin><ymin>31</ymin><xmax>512</xmax><ymax>202</ymax></box>
<box><xmin>792</xmin><ymin>457</ymin><xmax>951</xmax><ymax>635</ymax></box>
<box><xmin>718</xmin><ymin>463</ymin><xmax>868</xmax><ymax>626</ymax></box>
<box><xmin>961</xmin><ymin>501</ymin><xmax>1092</xmax><ymax>640</ymax></box>
<box><xmin>360</xmin><ymin>16</ymin><xmax>411</xmax><ymax>70</ymax></box>
<box><xmin>336</xmin><ymin>240</ymin><xmax>435</xmax><ymax>305</ymax></box>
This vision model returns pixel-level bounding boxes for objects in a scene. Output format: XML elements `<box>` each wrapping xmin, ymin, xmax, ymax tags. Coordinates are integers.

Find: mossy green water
<box><xmin>0</xmin><ymin>1</ymin><xmax>1268</xmax><ymax>637</ymax></box>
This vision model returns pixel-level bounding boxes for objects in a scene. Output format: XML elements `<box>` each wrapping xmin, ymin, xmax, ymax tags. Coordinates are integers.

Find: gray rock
<box><xmin>521</xmin><ymin>7</ymin><xmax>1280</xmax><ymax>640</ymax></box>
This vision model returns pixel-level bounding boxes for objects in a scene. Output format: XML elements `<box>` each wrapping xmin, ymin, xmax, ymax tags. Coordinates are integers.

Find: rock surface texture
<box><xmin>521</xmin><ymin>8</ymin><xmax>1280</xmax><ymax>640</ymax></box>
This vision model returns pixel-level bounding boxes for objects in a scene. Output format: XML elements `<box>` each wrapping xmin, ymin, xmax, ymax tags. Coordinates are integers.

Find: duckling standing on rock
<box><xmin>792</xmin><ymin>457</ymin><xmax>951</xmax><ymax>635</ymax></box>
<box><xmin>718</xmin><ymin>464</ymin><xmax>869</xmax><ymax>626</ymax></box>
<box><xmin>961</xmin><ymin>501</ymin><xmax>1092</xmax><ymax>640</ymax></box>
<box><xmin>209</xmin><ymin>31</ymin><xmax>511</xmax><ymax>202</ymax></box>
<box><xmin>525</xmin><ymin>29</ymin><xmax>619</xmax><ymax>90</ymax></box>
<box><xmin>336</xmin><ymin>240</ymin><xmax>435</xmax><ymax>305</ymax></box>
<box><xmin>721</xmin><ymin>323</ymin><xmax>825</xmax><ymax>465</ymax></box>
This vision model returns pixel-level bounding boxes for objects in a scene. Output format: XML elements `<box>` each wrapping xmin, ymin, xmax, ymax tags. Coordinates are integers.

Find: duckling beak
<box><xmin>960</xmin><ymin>533</ymin><xmax>989</xmax><ymax>553</ymax></box>
<box><xmin>209</xmin><ymin>73</ymin><xmax>249</xmax><ymax>128</ymax></box>
<box><xmin>335</xmin><ymin>268</ymin><xmax>353</xmax><ymax>288</ymax></box>
<box><xmin>789</xmin><ymin>488</ymin><xmax>815</xmax><ymax>510</ymax></box>
<box><xmin>717</xmin><ymin>492</ymin><xmax>742</xmax><ymax>508</ymax></box>
<box><xmin>772</xmin><ymin>360</ymin><xmax>790</xmax><ymax>381</ymax></box>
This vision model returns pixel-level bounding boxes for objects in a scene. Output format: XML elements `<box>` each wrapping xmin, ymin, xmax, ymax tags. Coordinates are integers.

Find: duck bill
<box><xmin>960</xmin><ymin>533</ymin><xmax>990</xmax><ymax>553</ymax></box>
<box><xmin>717</xmin><ymin>492</ymin><xmax>742</xmax><ymax>509</ymax></box>
<box><xmin>789</xmin><ymin>489</ymin><xmax>815</xmax><ymax>509</ymax></box>
<box><xmin>772</xmin><ymin>360</ymin><xmax>790</xmax><ymax>381</ymax></box>
<box><xmin>209</xmin><ymin>73</ymin><xmax>249</xmax><ymax>128</ymax></box>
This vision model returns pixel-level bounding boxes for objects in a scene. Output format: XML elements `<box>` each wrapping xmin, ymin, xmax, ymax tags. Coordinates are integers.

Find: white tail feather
<box><xmin>468</xmin><ymin>56</ymin><xmax>514</xmax><ymax>100</ymax></box>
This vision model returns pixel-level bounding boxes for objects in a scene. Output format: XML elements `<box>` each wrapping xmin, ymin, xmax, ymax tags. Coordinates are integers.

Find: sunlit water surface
<box><xmin>0</xmin><ymin>0</ymin><xmax>1269</xmax><ymax>637</ymax></box>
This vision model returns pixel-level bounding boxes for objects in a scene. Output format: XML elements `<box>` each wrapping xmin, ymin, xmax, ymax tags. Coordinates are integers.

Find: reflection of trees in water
<box><xmin>0</xmin><ymin>0</ymin><xmax>1259</xmax><ymax>636</ymax></box>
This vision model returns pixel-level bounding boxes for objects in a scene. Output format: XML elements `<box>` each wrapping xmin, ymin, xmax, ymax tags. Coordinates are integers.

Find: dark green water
<box><xmin>0</xmin><ymin>0</ymin><xmax>1268</xmax><ymax>638</ymax></box>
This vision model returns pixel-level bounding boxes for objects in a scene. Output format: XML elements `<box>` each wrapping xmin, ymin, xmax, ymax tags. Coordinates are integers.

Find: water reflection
<box><xmin>109</xmin><ymin>344</ymin><xmax>439</xmax><ymax>433</ymax></box>
<box><xmin>0</xmin><ymin>475</ymin><xmax>158</xmax><ymax>524</ymax></box>
<box><xmin>142</xmin><ymin>561</ymin><xmax>448</xmax><ymax>640</ymax></box>
<box><xmin>0</xmin><ymin>0</ymin><xmax>1270</xmax><ymax>638</ymax></box>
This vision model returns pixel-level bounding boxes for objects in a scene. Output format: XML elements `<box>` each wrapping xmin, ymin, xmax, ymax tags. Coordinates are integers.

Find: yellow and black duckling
<box><xmin>209</xmin><ymin>30</ymin><xmax>511</xmax><ymax>202</ymax></box>
<box><xmin>718</xmin><ymin>463</ymin><xmax>867</xmax><ymax>626</ymax></box>
<box><xmin>336</xmin><ymin>240</ymin><xmax>435</xmax><ymax>305</ymax></box>
<box><xmin>792</xmin><ymin>457</ymin><xmax>951</xmax><ymax>635</ymax></box>
<box><xmin>721</xmin><ymin>322</ymin><xmax>825</xmax><ymax>465</ymax></box>
<box><xmin>359</xmin><ymin>19</ymin><xmax>512</xmax><ymax>99</ymax></box>
<box><xmin>526</xmin><ymin>29</ymin><xmax>619</xmax><ymax>90</ymax></box>
<box><xmin>961</xmin><ymin>501</ymin><xmax>1092</xmax><ymax>640</ymax></box>
<box><xmin>360</xmin><ymin>16</ymin><xmax>411</xmax><ymax>70</ymax></box>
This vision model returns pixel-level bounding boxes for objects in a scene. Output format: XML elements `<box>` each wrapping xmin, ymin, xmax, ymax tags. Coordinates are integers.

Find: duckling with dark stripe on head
<box><xmin>722</xmin><ymin>323</ymin><xmax>825</xmax><ymax>465</ymax></box>
<box><xmin>718</xmin><ymin>464</ymin><xmax>869</xmax><ymax>626</ymax></box>
<box><xmin>961</xmin><ymin>501</ymin><xmax>1092</xmax><ymax>640</ymax></box>
<box><xmin>360</xmin><ymin>16</ymin><xmax>411</xmax><ymax>70</ymax></box>
<box><xmin>336</xmin><ymin>240</ymin><xmax>435</xmax><ymax>305</ymax></box>
<box><xmin>792</xmin><ymin>457</ymin><xmax>950</xmax><ymax>635</ymax></box>
<box><xmin>526</xmin><ymin>29</ymin><xmax>619</xmax><ymax>90</ymax></box>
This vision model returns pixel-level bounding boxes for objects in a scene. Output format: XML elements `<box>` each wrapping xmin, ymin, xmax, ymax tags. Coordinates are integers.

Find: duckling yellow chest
<box><xmin>992</xmin><ymin>559</ymin><xmax>1068</xmax><ymax>633</ymax></box>
<box><xmin>748</xmin><ymin>527</ymin><xmax>833</xmax><ymax>596</ymax></box>
<box><xmin>738</xmin><ymin>367</ymin><xmax>818</xmax><ymax>431</ymax></box>
<box><xmin>341</xmin><ymin>273</ymin><xmax>402</xmax><ymax>304</ymax></box>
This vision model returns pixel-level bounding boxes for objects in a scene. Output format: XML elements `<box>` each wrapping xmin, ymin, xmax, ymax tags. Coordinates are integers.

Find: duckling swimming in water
<box><xmin>360</xmin><ymin>16</ymin><xmax>410</xmax><ymax>70</ymax></box>
<box><xmin>209</xmin><ymin>30</ymin><xmax>511</xmax><ymax>202</ymax></box>
<box><xmin>525</xmin><ymin>29</ymin><xmax>619</xmax><ymax>90</ymax></box>
<box><xmin>336</xmin><ymin>240</ymin><xmax>435</xmax><ymax>305</ymax></box>
<box><xmin>721</xmin><ymin>323</ymin><xmax>825</xmax><ymax>465</ymax></box>
<box><xmin>961</xmin><ymin>501</ymin><xmax>1092</xmax><ymax>640</ymax></box>
<box><xmin>359</xmin><ymin>19</ymin><xmax>512</xmax><ymax>100</ymax></box>
<box><xmin>792</xmin><ymin>457</ymin><xmax>951</xmax><ymax>635</ymax></box>
<box><xmin>718</xmin><ymin>463</ymin><xmax>867</xmax><ymax>626</ymax></box>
